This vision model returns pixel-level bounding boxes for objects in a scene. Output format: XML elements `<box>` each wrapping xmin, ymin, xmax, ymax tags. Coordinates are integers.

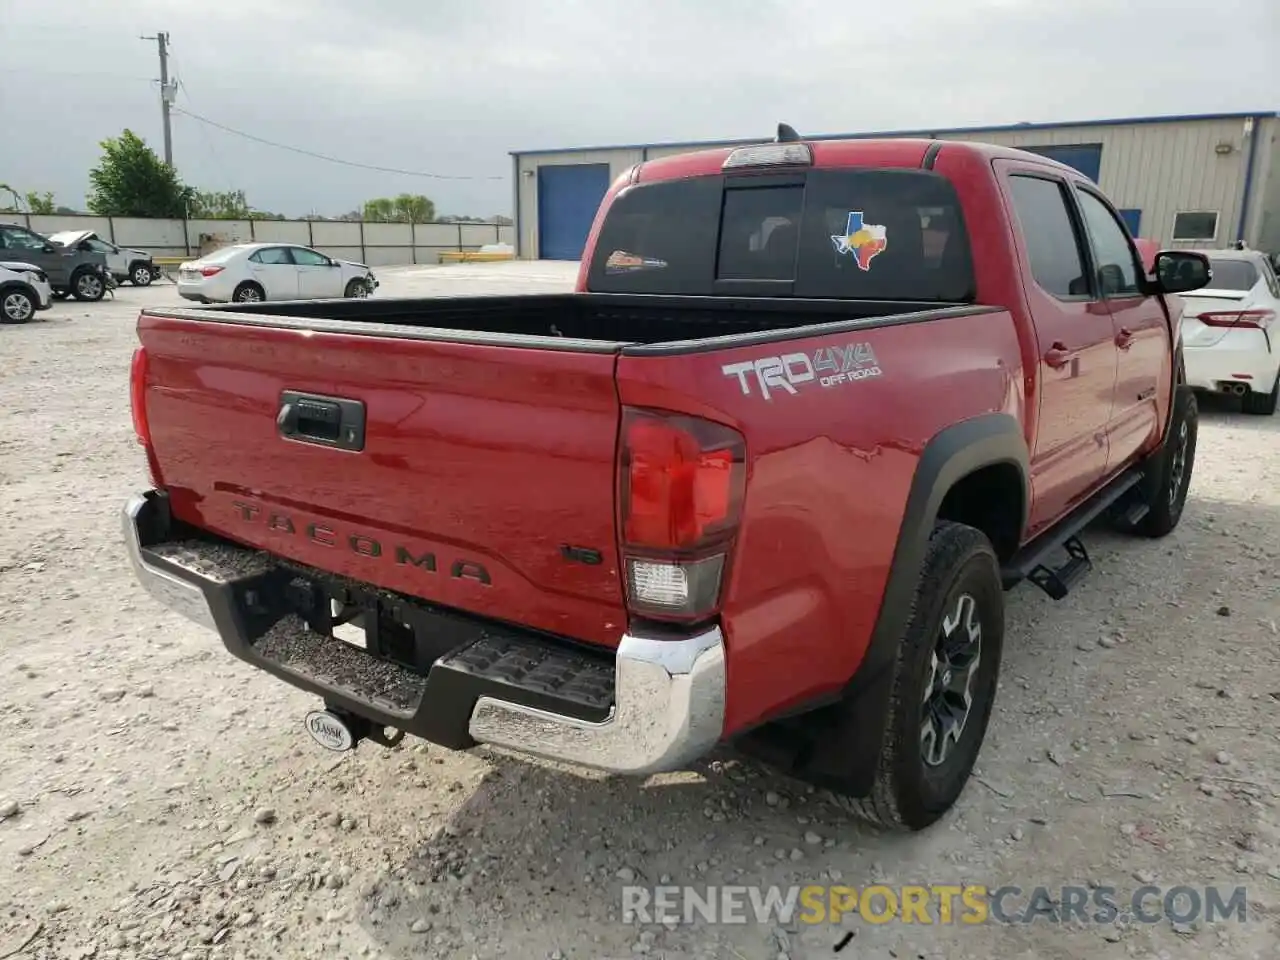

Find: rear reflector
<box><xmin>619</xmin><ymin>408</ymin><xmax>745</xmax><ymax>621</ymax></box>
<box><xmin>129</xmin><ymin>346</ymin><xmax>150</xmax><ymax>447</ymax></box>
<box><xmin>1196</xmin><ymin>309</ymin><xmax>1275</xmax><ymax>329</ymax></box>
<box><xmin>130</xmin><ymin>344</ymin><xmax>162</xmax><ymax>486</ymax></box>
<box><xmin>722</xmin><ymin>143</ymin><xmax>813</xmax><ymax>170</ymax></box>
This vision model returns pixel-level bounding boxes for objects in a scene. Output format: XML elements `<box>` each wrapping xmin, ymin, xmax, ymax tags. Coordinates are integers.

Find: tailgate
<box><xmin>138</xmin><ymin>314</ymin><xmax>627</xmax><ymax>647</ymax></box>
<box><xmin>1179</xmin><ymin>291</ymin><xmax>1253</xmax><ymax>349</ymax></box>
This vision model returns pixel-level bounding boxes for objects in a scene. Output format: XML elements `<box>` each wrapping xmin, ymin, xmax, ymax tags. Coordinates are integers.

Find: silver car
<box><xmin>47</xmin><ymin>230</ymin><xmax>157</xmax><ymax>286</ymax></box>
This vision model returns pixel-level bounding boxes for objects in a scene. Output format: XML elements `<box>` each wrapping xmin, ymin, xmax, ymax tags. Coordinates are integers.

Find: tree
<box><xmin>189</xmin><ymin>189</ymin><xmax>251</xmax><ymax>219</ymax></box>
<box><xmin>361</xmin><ymin>193</ymin><xmax>435</xmax><ymax>223</ymax></box>
<box><xmin>25</xmin><ymin>191</ymin><xmax>55</xmax><ymax>215</ymax></box>
<box><xmin>0</xmin><ymin>184</ymin><xmax>59</xmax><ymax>215</ymax></box>
<box><xmin>0</xmin><ymin>182</ymin><xmax>24</xmax><ymax>213</ymax></box>
<box><xmin>87</xmin><ymin>129</ymin><xmax>194</xmax><ymax>218</ymax></box>
<box><xmin>362</xmin><ymin>197</ymin><xmax>395</xmax><ymax>222</ymax></box>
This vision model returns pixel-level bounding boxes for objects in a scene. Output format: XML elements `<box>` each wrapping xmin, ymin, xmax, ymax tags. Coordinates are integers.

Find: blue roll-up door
<box><xmin>1023</xmin><ymin>144</ymin><xmax>1103</xmax><ymax>183</ymax></box>
<box><xmin>1117</xmin><ymin>209</ymin><xmax>1142</xmax><ymax>236</ymax></box>
<box><xmin>537</xmin><ymin>163</ymin><xmax>613</xmax><ymax>260</ymax></box>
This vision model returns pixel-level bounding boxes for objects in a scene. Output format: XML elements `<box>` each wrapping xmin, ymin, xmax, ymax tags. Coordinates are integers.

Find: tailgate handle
<box><xmin>278</xmin><ymin>391</ymin><xmax>366</xmax><ymax>451</ymax></box>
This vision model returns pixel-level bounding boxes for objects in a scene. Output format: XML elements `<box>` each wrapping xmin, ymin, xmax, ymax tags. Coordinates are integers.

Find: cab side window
<box><xmin>1007</xmin><ymin>175</ymin><xmax>1090</xmax><ymax>299</ymax></box>
<box><xmin>1076</xmin><ymin>189</ymin><xmax>1141</xmax><ymax>297</ymax></box>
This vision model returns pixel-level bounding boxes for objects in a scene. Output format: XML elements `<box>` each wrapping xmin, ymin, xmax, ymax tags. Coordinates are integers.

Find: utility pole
<box><xmin>141</xmin><ymin>31</ymin><xmax>175</xmax><ymax>166</ymax></box>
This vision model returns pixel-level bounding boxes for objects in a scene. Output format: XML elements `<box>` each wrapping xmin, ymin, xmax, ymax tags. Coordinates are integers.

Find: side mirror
<box><xmin>330</xmin><ymin>258</ymin><xmax>341</xmax><ymax>267</ymax></box>
<box><xmin>43</xmin><ymin>243</ymin><xmax>56</xmax><ymax>254</ymax></box>
<box><xmin>1154</xmin><ymin>251</ymin><xmax>1212</xmax><ymax>295</ymax></box>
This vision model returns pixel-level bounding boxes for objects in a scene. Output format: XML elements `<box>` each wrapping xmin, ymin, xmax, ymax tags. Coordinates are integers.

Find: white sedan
<box><xmin>1180</xmin><ymin>247</ymin><xmax>1280</xmax><ymax>415</ymax></box>
<box><xmin>177</xmin><ymin>243</ymin><xmax>378</xmax><ymax>305</ymax></box>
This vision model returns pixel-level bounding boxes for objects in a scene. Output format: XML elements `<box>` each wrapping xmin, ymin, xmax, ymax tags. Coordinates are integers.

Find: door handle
<box><xmin>1116</xmin><ymin>328</ymin><xmax>1134</xmax><ymax>350</ymax></box>
<box><xmin>1044</xmin><ymin>342</ymin><xmax>1072</xmax><ymax>369</ymax></box>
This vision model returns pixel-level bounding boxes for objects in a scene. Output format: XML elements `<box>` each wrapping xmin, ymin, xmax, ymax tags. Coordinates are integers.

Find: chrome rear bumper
<box><xmin>123</xmin><ymin>490</ymin><xmax>725</xmax><ymax>775</ymax></box>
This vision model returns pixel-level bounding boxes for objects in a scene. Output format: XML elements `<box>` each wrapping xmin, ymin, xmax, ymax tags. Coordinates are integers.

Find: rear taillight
<box><xmin>1196</xmin><ymin>309</ymin><xmax>1275</xmax><ymax>329</ymax></box>
<box><xmin>199</xmin><ymin>265</ymin><xmax>224</xmax><ymax>277</ymax></box>
<box><xmin>618</xmin><ymin>408</ymin><xmax>745</xmax><ymax>621</ymax></box>
<box><xmin>129</xmin><ymin>346</ymin><xmax>150</xmax><ymax>447</ymax></box>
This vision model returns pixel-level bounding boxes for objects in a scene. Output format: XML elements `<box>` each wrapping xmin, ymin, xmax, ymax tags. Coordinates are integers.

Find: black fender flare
<box><xmin>795</xmin><ymin>412</ymin><xmax>1029</xmax><ymax>796</ymax></box>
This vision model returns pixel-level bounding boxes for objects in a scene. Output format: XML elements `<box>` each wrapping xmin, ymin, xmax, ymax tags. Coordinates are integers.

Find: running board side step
<box><xmin>1027</xmin><ymin>536</ymin><xmax>1089</xmax><ymax>601</ymax></box>
<box><xmin>1001</xmin><ymin>467</ymin><xmax>1145</xmax><ymax>599</ymax></box>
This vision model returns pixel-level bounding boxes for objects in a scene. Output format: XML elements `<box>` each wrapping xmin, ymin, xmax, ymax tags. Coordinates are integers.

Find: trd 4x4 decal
<box><xmin>722</xmin><ymin>342</ymin><xmax>882</xmax><ymax>400</ymax></box>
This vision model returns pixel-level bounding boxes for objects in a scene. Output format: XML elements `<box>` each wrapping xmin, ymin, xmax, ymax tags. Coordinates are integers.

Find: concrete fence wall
<box><xmin>11</xmin><ymin>214</ymin><xmax>515</xmax><ymax>266</ymax></box>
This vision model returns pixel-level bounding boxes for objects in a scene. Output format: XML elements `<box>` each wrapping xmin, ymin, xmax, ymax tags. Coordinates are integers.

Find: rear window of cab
<box><xmin>585</xmin><ymin>168</ymin><xmax>975</xmax><ymax>302</ymax></box>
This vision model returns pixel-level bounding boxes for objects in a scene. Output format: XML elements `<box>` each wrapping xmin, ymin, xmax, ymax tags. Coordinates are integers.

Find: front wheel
<box><xmin>344</xmin><ymin>278</ymin><xmax>371</xmax><ymax>298</ymax></box>
<box><xmin>1</xmin><ymin>288</ymin><xmax>36</xmax><ymax>323</ymax></box>
<box><xmin>71</xmin><ymin>269</ymin><xmax>105</xmax><ymax>302</ymax></box>
<box><xmin>130</xmin><ymin>263</ymin><xmax>155</xmax><ymax>286</ymax></box>
<box><xmin>828</xmin><ymin>521</ymin><xmax>1004</xmax><ymax>832</ymax></box>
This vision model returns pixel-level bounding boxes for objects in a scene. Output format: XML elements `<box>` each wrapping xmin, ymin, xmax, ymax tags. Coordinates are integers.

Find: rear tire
<box><xmin>1242</xmin><ymin>371</ymin><xmax>1279</xmax><ymax>416</ymax></box>
<box><xmin>70</xmin><ymin>268</ymin><xmax>105</xmax><ymax>302</ymax></box>
<box><xmin>1114</xmin><ymin>385</ymin><xmax>1198</xmax><ymax>538</ymax></box>
<box><xmin>1</xmin><ymin>287</ymin><xmax>36</xmax><ymax>323</ymax></box>
<box><xmin>827</xmin><ymin>521</ymin><xmax>1004</xmax><ymax>832</ymax></box>
<box><xmin>232</xmin><ymin>282</ymin><xmax>265</xmax><ymax>304</ymax></box>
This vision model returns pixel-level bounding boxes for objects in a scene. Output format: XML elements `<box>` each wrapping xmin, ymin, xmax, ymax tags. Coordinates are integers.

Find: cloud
<box><xmin>1</xmin><ymin>0</ymin><xmax>1273</xmax><ymax>218</ymax></box>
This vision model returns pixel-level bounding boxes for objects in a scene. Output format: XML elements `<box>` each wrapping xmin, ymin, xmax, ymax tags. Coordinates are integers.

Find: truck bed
<box><xmin>173</xmin><ymin>293</ymin><xmax>980</xmax><ymax>351</ymax></box>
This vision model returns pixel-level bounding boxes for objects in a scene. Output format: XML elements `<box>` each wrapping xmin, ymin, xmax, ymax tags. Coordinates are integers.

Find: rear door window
<box><xmin>586</xmin><ymin>168</ymin><xmax>975</xmax><ymax>302</ymax></box>
<box><xmin>1203</xmin><ymin>259</ymin><xmax>1259</xmax><ymax>293</ymax></box>
<box><xmin>1007</xmin><ymin>176</ymin><xmax>1091</xmax><ymax>299</ymax></box>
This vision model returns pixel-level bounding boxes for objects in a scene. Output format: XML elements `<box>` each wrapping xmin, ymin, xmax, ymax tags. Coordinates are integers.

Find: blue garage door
<box><xmin>1023</xmin><ymin>143</ymin><xmax>1103</xmax><ymax>183</ymax></box>
<box><xmin>1118</xmin><ymin>209</ymin><xmax>1142</xmax><ymax>236</ymax></box>
<box><xmin>537</xmin><ymin>163</ymin><xmax>613</xmax><ymax>260</ymax></box>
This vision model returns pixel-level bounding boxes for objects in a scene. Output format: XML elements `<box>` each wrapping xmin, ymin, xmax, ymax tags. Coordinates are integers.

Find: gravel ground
<box><xmin>1</xmin><ymin>264</ymin><xmax>1279</xmax><ymax>960</ymax></box>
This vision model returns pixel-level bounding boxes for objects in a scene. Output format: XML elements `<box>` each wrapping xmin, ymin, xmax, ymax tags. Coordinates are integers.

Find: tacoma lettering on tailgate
<box><xmin>230</xmin><ymin>501</ymin><xmax>492</xmax><ymax>585</ymax></box>
<box><xmin>722</xmin><ymin>342</ymin><xmax>882</xmax><ymax>400</ymax></box>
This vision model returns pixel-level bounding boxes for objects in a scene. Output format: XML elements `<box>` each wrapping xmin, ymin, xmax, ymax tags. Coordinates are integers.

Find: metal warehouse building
<box><xmin>510</xmin><ymin>111</ymin><xmax>1280</xmax><ymax>261</ymax></box>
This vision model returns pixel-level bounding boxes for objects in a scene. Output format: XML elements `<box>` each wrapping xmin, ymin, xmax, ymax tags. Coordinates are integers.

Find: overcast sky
<box><xmin>1</xmin><ymin>0</ymin><xmax>1275</xmax><ymax>219</ymax></box>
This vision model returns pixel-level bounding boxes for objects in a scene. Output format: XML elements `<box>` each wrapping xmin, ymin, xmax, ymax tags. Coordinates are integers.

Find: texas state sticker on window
<box><xmin>605</xmin><ymin>250</ymin><xmax>668</xmax><ymax>274</ymax></box>
<box><xmin>830</xmin><ymin>212</ymin><xmax>887</xmax><ymax>271</ymax></box>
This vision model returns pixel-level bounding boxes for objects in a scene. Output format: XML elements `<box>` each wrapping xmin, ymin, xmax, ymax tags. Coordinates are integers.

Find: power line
<box><xmin>171</xmin><ymin>107</ymin><xmax>506</xmax><ymax>181</ymax></box>
<box><xmin>0</xmin><ymin>66</ymin><xmax>154</xmax><ymax>83</ymax></box>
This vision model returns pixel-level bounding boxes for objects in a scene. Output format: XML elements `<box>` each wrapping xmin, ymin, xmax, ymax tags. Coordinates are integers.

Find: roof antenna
<box><xmin>775</xmin><ymin>123</ymin><xmax>801</xmax><ymax>143</ymax></box>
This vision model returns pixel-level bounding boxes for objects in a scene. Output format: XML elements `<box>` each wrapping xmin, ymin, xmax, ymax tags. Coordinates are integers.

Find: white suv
<box><xmin>0</xmin><ymin>260</ymin><xmax>53</xmax><ymax>324</ymax></box>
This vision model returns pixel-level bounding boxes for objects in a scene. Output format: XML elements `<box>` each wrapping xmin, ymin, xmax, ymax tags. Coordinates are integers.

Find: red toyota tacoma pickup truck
<box><xmin>123</xmin><ymin>128</ymin><xmax>1212</xmax><ymax>831</ymax></box>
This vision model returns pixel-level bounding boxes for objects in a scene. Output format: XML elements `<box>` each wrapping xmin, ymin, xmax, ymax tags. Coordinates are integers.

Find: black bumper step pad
<box><xmin>440</xmin><ymin>634</ymin><xmax>616</xmax><ymax>717</ymax></box>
